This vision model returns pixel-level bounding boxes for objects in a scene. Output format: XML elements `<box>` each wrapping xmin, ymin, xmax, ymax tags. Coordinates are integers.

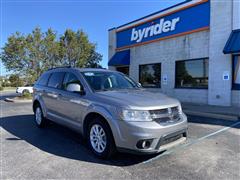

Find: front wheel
<box><xmin>87</xmin><ymin>118</ymin><xmax>116</xmax><ymax>159</ymax></box>
<box><xmin>34</xmin><ymin>105</ymin><xmax>47</xmax><ymax>128</ymax></box>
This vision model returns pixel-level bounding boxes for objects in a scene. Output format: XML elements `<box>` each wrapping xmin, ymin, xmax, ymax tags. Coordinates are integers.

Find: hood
<box><xmin>95</xmin><ymin>89</ymin><xmax>180</xmax><ymax>110</ymax></box>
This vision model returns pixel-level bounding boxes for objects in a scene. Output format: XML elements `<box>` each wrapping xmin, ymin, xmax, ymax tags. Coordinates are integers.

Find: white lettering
<box><xmin>131</xmin><ymin>28</ymin><xmax>138</xmax><ymax>41</ymax></box>
<box><xmin>162</xmin><ymin>20</ymin><xmax>171</xmax><ymax>33</ymax></box>
<box><xmin>149</xmin><ymin>25</ymin><xmax>155</xmax><ymax>36</ymax></box>
<box><xmin>153</xmin><ymin>19</ymin><xmax>164</xmax><ymax>35</ymax></box>
<box><xmin>137</xmin><ymin>28</ymin><xmax>146</xmax><ymax>42</ymax></box>
<box><xmin>144</xmin><ymin>26</ymin><xmax>152</xmax><ymax>38</ymax></box>
<box><xmin>170</xmin><ymin>17</ymin><xmax>180</xmax><ymax>31</ymax></box>
<box><xmin>130</xmin><ymin>17</ymin><xmax>180</xmax><ymax>43</ymax></box>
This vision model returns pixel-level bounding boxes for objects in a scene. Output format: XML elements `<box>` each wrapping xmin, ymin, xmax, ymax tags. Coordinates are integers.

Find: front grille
<box><xmin>149</xmin><ymin>106</ymin><xmax>181</xmax><ymax>124</ymax></box>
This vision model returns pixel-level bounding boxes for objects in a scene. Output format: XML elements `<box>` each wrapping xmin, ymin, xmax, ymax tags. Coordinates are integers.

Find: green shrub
<box><xmin>22</xmin><ymin>92</ymin><xmax>32</xmax><ymax>99</ymax></box>
<box><xmin>0</xmin><ymin>86</ymin><xmax>3</xmax><ymax>91</ymax></box>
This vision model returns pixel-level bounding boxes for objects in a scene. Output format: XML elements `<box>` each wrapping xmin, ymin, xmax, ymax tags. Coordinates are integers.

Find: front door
<box><xmin>57</xmin><ymin>72</ymin><xmax>89</xmax><ymax>127</ymax></box>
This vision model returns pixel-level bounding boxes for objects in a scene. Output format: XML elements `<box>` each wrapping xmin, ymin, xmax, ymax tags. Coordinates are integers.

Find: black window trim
<box><xmin>36</xmin><ymin>72</ymin><xmax>51</xmax><ymax>87</ymax></box>
<box><xmin>175</xmin><ymin>57</ymin><xmax>209</xmax><ymax>89</ymax></box>
<box><xmin>232</xmin><ymin>54</ymin><xmax>240</xmax><ymax>90</ymax></box>
<box><xmin>139</xmin><ymin>62</ymin><xmax>161</xmax><ymax>88</ymax></box>
<box><xmin>61</xmin><ymin>72</ymin><xmax>84</xmax><ymax>92</ymax></box>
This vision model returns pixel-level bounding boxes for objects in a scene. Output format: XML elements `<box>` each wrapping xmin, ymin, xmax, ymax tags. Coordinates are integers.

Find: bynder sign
<box><xmin>116</xmin><ymin>1</ymin><xmax>210</xmax><ymax>49</ymax></box>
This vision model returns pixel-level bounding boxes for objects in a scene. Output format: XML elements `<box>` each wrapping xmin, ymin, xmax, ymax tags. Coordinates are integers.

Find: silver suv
<box><xmin>33</xmin><ymin>67</ymin><xmax>188</xmax><ymax>158</ymax></box>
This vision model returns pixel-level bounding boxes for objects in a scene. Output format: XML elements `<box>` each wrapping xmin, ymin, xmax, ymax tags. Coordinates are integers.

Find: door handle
<box><xmin>47</xmin><ymin>93</ymin><xmax>58</xmax><ymax>98</ymax></box>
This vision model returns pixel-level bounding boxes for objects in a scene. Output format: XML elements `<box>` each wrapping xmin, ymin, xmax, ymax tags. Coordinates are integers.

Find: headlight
<box><xmin>120</xmin><ymin>109</ymin><xmax>152</xmax><ymax>122</ymax></box>
<box><xmin>178</xmin><ymin>105</ymin><xmax>183</xmax><ymax>115</ymax></box>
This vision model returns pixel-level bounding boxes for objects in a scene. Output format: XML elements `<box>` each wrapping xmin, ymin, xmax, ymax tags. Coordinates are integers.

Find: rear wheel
<box><xmin>34</xmin><ymin>104</ymin><xmax>47</xmax><ymax>128</ymax></box>
<box><xmin>22</xmin><ymin>89</ymin><xmax>29</xmax><ymax>95</ymax></box>
<box><xmin>87</xmin><ymin>118</ymin><xmax>116</xmax><ymax>159</ymax></box>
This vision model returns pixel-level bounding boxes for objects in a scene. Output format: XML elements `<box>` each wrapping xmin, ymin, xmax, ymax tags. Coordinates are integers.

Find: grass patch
<box><xmin>19</xmin><ymin>92</ymin><xmax>33</xmax><ymax>100</ymax></box>
<box><xmin>13</xmin><ymin>92</ymin><xmax>33</xmax><ymax>100</ymax></box>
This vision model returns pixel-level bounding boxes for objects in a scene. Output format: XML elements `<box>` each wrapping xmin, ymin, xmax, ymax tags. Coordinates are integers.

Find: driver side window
<box><xmin>63</xmin><ymin>73</ymin><xmax>81</xmax><ymax>91</ymax></box>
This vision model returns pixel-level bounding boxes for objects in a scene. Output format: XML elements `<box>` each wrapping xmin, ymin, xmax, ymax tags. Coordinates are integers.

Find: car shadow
<box><xmin>188</xmin><ymin>115</ymin><xmax>240</xmax><ymax>129</ymax></box>
<box><xmin>1</xmin><ymin>114</ymin><xmax>161</xmax><ymax>167</ymax></box>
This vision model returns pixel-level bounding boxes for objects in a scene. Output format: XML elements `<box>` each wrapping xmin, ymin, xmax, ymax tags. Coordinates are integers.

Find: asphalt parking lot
<box><xmin>1</xmin><ymin>92</ymin><xmax>240</xmax><ymax>180</ymax></box>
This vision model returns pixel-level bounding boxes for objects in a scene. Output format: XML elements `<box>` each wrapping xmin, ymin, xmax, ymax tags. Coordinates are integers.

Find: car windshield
<box><xmin>81</xmin><ymin>71</ymin><xmax>140</xmax><ymax>91</ymax></box>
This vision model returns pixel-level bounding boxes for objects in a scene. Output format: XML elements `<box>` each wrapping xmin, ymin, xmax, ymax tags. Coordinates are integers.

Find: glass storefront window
<box><xmin>116</xmin><ymin>66</ymin><xmax>129</xmax><ymax>76</ymax></box>
<box><xmin>139</xmin><ymin>63</ymin><xmax>161</xmax><ymax>88</ymax></box>
<box><xmin>175</xmin><ymin>58</ymin><xmax>209</xmax><ymax>88</ymax></box>
<box><xmin>233</xmin><ymin>55</ymin><xmax>240</xmax><ymax>90</ymax></box>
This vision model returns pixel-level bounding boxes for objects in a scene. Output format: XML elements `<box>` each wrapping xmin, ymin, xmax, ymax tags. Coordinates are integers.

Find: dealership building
<box><xmin>108</xmin><ymin>0</ymin><xmax>240</xmax><ymax>107</ymax></box>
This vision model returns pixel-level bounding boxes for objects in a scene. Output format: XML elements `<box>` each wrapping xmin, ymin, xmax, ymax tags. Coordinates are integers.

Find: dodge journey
<box><xmin>33</xmin><ymin>67</ymin><xmax>188</xmax><ymax>158</ymax></box>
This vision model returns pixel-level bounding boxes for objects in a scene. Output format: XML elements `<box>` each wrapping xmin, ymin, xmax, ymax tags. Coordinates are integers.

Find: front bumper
<box><xmin>113</xmin><ymin>113</ymin><xmax>188</xmax><ymax>154</ymax></box>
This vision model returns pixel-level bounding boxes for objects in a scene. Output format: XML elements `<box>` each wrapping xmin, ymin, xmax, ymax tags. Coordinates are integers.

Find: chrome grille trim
<box><xmin>149</xmin><ymin>106</ymin><xmax>181</xmax><ymax>124</ymax></box>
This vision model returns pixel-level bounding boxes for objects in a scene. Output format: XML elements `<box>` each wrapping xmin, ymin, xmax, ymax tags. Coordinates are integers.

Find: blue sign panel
<box><xmin>116</xmin><ymin>1</ymin><xmax>210</xmax><ymax>49</ymax></box>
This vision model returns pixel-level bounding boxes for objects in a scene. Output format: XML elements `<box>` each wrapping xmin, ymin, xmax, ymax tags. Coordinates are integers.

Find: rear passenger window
<box><xmin>63</xmin><ymin>73</ymin><xmax>81</xmax><ymax>90</ymax></box>
<box><xmin>37</xmin><ymin>73</ymin><xmax>50</xmax><ymax>86</ymax></box>
<box><xmin>47</xmin><ymin>72</ymin><xmax>65</xmax><ymax>89</ymax></box>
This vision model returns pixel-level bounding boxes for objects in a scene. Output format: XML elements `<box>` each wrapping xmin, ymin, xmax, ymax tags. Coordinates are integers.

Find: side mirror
<box><xmin>66</xmin><ymin>83</ymin><xmax>84</xmax><ymax>95</ymax></box>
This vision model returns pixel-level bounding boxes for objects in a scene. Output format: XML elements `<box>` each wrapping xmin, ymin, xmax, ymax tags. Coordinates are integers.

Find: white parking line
<box><xmin>142</xmin><ymin>120</ymin><xmax>240</xmax><ymax>164</ymax></box>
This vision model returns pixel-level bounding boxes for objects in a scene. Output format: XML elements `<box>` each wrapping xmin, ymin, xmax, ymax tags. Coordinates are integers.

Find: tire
<box><xmin>22</xmin><ymin>89</ymin><xmax>29</xmax><ymax>95</ymax></box>
<box><xmin>34</xmin><ymin>104</ymin><xmax>47</xmax><ymax>128</ymax></box>
<box><xmin>87</xmin><ymin>118</ymin><xmax>116</xmax><ymax>159</ymax></box>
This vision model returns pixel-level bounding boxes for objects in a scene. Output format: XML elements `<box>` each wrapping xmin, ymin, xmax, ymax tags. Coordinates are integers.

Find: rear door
<box><xmin>44</xmin><ymin>72</ymin><xmax>65</xmax><ymax>118</ymax></box>
<box><xmin>34</xmin><ymin>72</ymin><xmax>51</xmax><ymax>109</ymax></box>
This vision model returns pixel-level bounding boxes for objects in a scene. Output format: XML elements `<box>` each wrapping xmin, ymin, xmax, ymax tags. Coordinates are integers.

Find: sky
<box><xmin>0</xmin><ymin>0</ymin><xmax>185</xmax><ymax>76</ymax></box>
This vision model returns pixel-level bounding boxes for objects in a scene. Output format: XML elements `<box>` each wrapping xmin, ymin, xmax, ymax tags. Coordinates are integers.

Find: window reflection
<box><xmin>176</xmin><ymin>59</ymin><xmax>208</xmax><ymax>88</ymax></box>
<box><xmin>233</xmin><ymin>55</ymin><xmax>240</xmax><ymax>90</ymax></box>
<box><xmin>139</xmin><ymin>63</ymin><xmax>161</xmax><ymax>88</ymax></box>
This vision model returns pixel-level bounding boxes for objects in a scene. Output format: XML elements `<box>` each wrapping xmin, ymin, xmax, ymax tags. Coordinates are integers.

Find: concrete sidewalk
<box><xmin>182</xmin><ymin>102</ymin><xmax>240</xmax><ymax>121</ymax></box>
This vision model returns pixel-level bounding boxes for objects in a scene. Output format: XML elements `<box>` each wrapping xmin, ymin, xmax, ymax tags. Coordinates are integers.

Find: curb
<box><xmin>184</xmin><ymin>110</ymin><xmax>239</xmax><ymax>121</ymax></box>
<box><xmin>4</xmin><ymin>98</ymin><xmax>32</xmax><ymax>103</ymax></box>
<box><xmin>4</xmin><ymin>98</ymin><xmax>14</xmax><ymax>102</ymax></box>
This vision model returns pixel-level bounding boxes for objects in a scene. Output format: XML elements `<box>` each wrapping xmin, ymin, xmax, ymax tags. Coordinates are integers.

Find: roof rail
<box><xmin>47</xmin><ymin>66</ymin><xmax>72</xmax><ymax>71</ymax></box>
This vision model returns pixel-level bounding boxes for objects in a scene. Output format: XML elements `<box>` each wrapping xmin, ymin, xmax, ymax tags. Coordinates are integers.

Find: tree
<box><xmin>0</xmin><ymin>77</ymin><xmax>3</xmax><ymax>89</ymax></box>
<box><xmin>59</xmin><ymin>29</ymin><xmax>102</xmax><ymax>68</ymax></box>
<box><xmin>1</xmin><ymin>32</ymin><xmax>27</xmax><ymax>74</ymax></box>
<box><xmin>84</xmin><ymin>48</ymin><xmax>102</xmax><ymax>68</ymax></box>
<box><xmin>8</xmin><ymin>74</ymin><xmax>24</xmax><ymax>87</ymax></box>
<box><xmin>25</xmin><ymin>27</ymin><xmax>45</xmax><ymax>82</ymax></box>
<box><xmin>42</xmin><ymin>29</ymin><xmax>61</xmax><ymax>69</ymax></box>
<box><xmin>1</xmin><ymin>27</ymin><xmax>102</xmax><ymax>83</ymax></box>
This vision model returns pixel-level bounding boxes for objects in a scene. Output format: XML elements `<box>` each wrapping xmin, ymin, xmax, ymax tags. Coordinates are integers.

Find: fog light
<box><xmin>142</xmin><ymin>141</ymin><xmax>146</xmax><ymax>148</ymax></box>
<box><xmin>136</xmin><ymin>139</ymin><xmax>153</xmax><ymax>149</ymax></box>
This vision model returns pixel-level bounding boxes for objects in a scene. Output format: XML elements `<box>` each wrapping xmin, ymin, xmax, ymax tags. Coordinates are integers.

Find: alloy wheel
<box><xmin>35</xmin><ymin>107</ymin><xmax>42</xmax><ymax>125</ymax></box>
<box><xmin>90</xmin><ymin>124</ymin><xmax>107</xmax><ymax>153</ymax></box>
